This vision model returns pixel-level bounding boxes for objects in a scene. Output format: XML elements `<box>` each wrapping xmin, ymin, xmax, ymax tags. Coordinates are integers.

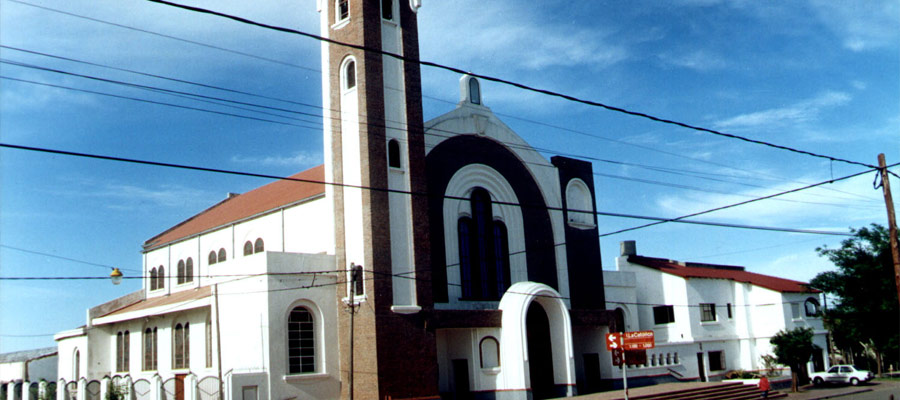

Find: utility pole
<box><xmin>877</xmin><ymin>154</ymin><xmax>900</xmax><ymax>310</ymax></box>
<box><xmin>348</xmin><ymin>264</ymin><xmax>359</xmax><ymax>400</ymax></box>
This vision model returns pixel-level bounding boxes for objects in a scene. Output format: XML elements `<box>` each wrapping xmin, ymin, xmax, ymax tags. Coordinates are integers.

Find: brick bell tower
<box><xmin>318</xmin><ymin>0</ymin><xmax>436</xmax><ymax>398</ymax></box>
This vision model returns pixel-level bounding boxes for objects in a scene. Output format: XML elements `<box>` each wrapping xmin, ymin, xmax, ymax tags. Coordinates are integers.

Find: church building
<box><xmin>53</xmin><ymin>1</ymin><xmax>615</xmax><ymax>399</ymax></box>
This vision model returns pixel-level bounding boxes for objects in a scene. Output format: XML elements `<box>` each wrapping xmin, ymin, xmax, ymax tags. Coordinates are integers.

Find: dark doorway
<box><xmin>812</xmin><ymin>348</ymin><xmax>825</xmax><ymax>372</ymax></box>
<box><xmin>527</xmin><ymin>302</ymin><xmax>555</xmax><ymax>399</ymax></box>
<box><xmin>696</xmin><ymin>353</ymin><xmax>706</xmax><ymax>382</ymax></box>
<box><xmin>582</xmin><ymin>353</ymin><xmax>601</xmax><ymax>393</ymax></box>
<box><xmin>451</xmin><ymin>359</ymin><xmax>471</xmax><ymax>400</ymax></box>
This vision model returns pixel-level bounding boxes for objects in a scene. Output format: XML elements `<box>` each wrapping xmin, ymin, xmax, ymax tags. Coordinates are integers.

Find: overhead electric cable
<box><xmin>599</xmin><ymin>162</ymin><xmax>900</xmax><ymax>237</ymax></box>
<box><xmin>142</xmin><ymin>0</ymin><xmax>876</xmax><ymax>170</ymax></box>
<box><xmin>0</xmin><ymin>244</ymin><xmax>142</xmax><ymax>273</ymax></box>
<box><xmin>0</xmin><ymin>76</ymin><xmax>319</xmax><ymax>130</ymax></box>
<box><xmin>0</xmin><ymin>142</ymin><xmax>858</xmax><ymax>236</ymax></box>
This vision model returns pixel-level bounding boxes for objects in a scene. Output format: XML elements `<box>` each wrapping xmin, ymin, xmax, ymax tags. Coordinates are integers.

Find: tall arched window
<box><xmin>185</xmin><ymin>258</ymin><xmax>193</xmax><ymax>283</ymax></box>
<box><xmin>469</xmin><ymin>77</ymin><xmax>481</xmax><ymax>104</ymax></box>
<box><xmin>254</xmin><ymin>238</ymin><xmax>264</xmax><ymax>254</ymax></box>
<box><xmin>336</xmin><ymin>0</ymin><xmax>349</xmax><ymax>23</ymax></box>
<box><xmin>208</xmin><ymin>251</ymin><xmax>217</xmax><ymax>266</ymax></box>
<box><xmin>243</xmin><ymin>241</ymin><xmax>253</xmax><ymax>256</ymax></box>
<box><xmin>457</xmin><ymin>188</ymin><xmax>510</xmax><ymax>300</ymax></box>
<box><xmin>218</xmin><ymin>248</ymin><xmax>227</xmax><ymax>263</ymax></box>
<box><xmin>805</xmin><ymin>298</ymin><xmax>821</xmax><ymax>317</ymax></box>
<box><xmin>116</xmin><ymin>330</ymin><xmax>130</xmax><ymax>372</ymax></box>
<box><xmin>614</xmin><ymin>308</ymin><xmax>626</xmax><ymax>333</ymax></box>
<box><xmin>177</xmin><ymin>260</ymin><xmax>186</xmax><ymax>284</ymax></box>
<box><xmin>288</xmin><ymin>307</ymin><xmax>315</xmax><ymax>374</ymax></box>
<box><xmin>173</xmin><ymin>323</ymin><xmax>189</xmax><ymax>369</ymax></box>
<box><xmin>388</xmin><ymin>139</ymin><xmax>401</xmax><ymax>168</ymax></box>
<box><xmin>150</xmin><ymin>268</ymin><xmax>158</xmax><ymax>291</ymax></box>
<box><xmin>158</xmin><ymin>266</ymin><xmax>165</xmax><ymax>289</ymax></box>
<box><xmin>73</xmin><ymin>350</ymin><xmax>80</xmax><ymax>380</ymax></box>
<box><xmin>344</xmin><ymin>60</ymin><xmax>356</xmax><ymax>90</ymax></box>
<box><xmin>143</xmin><ymin>327</ymin><xmax>157</xmax><ymax>371</ymax></box>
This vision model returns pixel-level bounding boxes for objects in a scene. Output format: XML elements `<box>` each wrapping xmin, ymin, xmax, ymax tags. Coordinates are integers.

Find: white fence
<box><xmin>1</xmin><ymin>375</ymin><xmax>219</xmax><ymax>400</ymax></box>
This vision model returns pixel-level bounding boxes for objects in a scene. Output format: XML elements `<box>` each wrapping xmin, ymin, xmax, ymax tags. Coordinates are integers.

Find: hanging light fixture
<box><xmin>110</xmin><ymin>267</ymin><xmax>124</xmax><ymax>285</ymax></box>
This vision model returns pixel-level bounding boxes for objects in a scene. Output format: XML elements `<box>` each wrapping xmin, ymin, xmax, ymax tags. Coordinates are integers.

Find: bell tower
<box><xmin>318</xmin><ymin>0</ymin><xmax>436</xmax><ymax>398</ymax></box>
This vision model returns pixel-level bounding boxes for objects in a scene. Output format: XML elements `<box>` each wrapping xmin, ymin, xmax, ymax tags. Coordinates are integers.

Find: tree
<box><xmin>812</xmin><ymin>224</ymin><xmax>899</xmax><ymax>376</ymax></box>
<box><xmin>771</xmin><ymin>327</ymin><xmax>816</xmax><ymax>392</ymax></box>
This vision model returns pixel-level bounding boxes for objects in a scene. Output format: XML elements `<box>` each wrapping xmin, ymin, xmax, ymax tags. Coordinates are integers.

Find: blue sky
<box><xmin>1</xmin><ymin>0</ymin><xmax>897</xmax><ymax>352</ymax></box>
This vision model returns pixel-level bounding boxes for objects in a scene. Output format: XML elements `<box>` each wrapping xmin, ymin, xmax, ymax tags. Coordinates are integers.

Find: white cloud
<box><xmin>713</xmin><ymin>91</ymin><xmax>851</xmax><ymax>130</ymax></box>
<box><xmin>417</xmin><ymin>0</ymin><xmax>628</xmax><ymax>72</ymax></box>
<box><xmin>230</xmin><ymin>151</ymin><xmax>320</xmax><ymax>167</ymax></box>
<box><xmin>50</xmin><ymin>177</ymin><xmax>218</xmax><ymax>211</ymax></box>
<box><xmin>658</xmin><ymin>50</ymin><xmax>728</xmax><ymax>71</ymax></box>
<box><xmin>808</xmin><ymin>0</ymin><xmax>900</xmax><ymax>52</ymax></box>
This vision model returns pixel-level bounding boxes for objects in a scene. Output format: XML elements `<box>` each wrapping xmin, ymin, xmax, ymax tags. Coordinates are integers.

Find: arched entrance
<box><xmin>527</xmin><ymin>302</ymin><xmax>555</xmax><ymax>399</ymax></box>
<box><xmin>498</xmin><ymin>281</ymin><xmax>576</xmax><ymax>398</ymax></box>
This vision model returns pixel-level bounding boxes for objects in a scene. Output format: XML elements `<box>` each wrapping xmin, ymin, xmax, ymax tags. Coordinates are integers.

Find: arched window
<box><xmin>218</xmin><ymin>248</ymin><xmax>227</xmax><ymax>263</ymax></box>
<box><xmin>457</xmin><ymin>188</ymin><xmax>510</xmax><ymax>300</ymax></box>
<box><xmin>158</xmin><ymin>266</ymin><xmax>165</xmax><ymax>289</ymax></box>
<box><xmin>381</xmin><ymin>0</ymin><xmax>393</xmax><ymax>20</ymax></box>
<box><xmin>73</xmin><ymin>350</ymin><xmax>80</xmax><ymax>380</ymax></box>
<box><xmin>177</xmin><ymin>260</ymin><xmax>186</xmax><ymax>284</ymax></box>
<box><xmin>143</xmin><ymin>327</ymin><xmax>157</xmax><ymax>371</ymax></box>
<box><xmin>185</xmin><ymin>258</ymin><xmax>193</xmax><ymax>283</ymax></box>
<box><xmin>116</xmin><ymin>330</ymin><xmax>130</xmax><ymax>372</ymax></box>
<box><xmin>254</xmin><ymin>238</ymin><xmax>265</xmax><ymax>254</ymax></box>
<box><xmin>173</xmin><ymin>323</ymin><xmax>189</xmax><ymax>369</ymax></box>
<box><xmin>614</xmin><ymin>308</ymin><xmax>626</xmax><ymax>333</ymax></box>
<box><xmin>565</xmin><ymin>178</ymin><xmax>594</xmax><ymax>228</ymax></box>
<box><xmin>243</xmin><ymin>241</ymin><xmax>253</xmax><ymax>256</ymax></box>
<box><xmin>479</xmin><ymin>337</ymin><xmax>499</xmax><ymax>368</ymax></box>
<box><xmin>344</xmin><ymin>60</ymin><xmax>356</xmax><ymax>90</ymax></box>
<box><xmin>208</xmin><ymin>251</ymin><xmax>217</xmax><ymax>266</ymax></box>
<box><xmin>805</xmin><ymin>298</ymin><xmax>821</xmax><ymax>317</ymax></box>
<box><xmin>288</xmin><ymin>307</ymin><xmax>315</xmax><ymax>374</ymax></box>
<box><xmin>469</xmin><ymin>77</ymin><xmax>481</xmax><ymax>104</ymax></box>
<box><xmin>150</xmin><ymin>268</ymin><xmax>158</xmax><ymax>291</ymax></box>
<box><xmin>336</xmin><ymin>0</ymin><xmax>349</xmax><ymax>23</ymax></box>
<box><xmin>388</xmin><ymin>139</ymin><xmax>401</xmax><ymax>168</ymax></box>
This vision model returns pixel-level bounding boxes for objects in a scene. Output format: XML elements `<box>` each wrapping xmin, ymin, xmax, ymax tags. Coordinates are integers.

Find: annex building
<box><xmin>46</xmin><ymin>1</ymin><xmax>828</xmax><ymax>400</ymax></box>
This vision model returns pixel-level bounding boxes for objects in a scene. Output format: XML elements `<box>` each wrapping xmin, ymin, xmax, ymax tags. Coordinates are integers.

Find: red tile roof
<box><xmin>144</xmin><ymin>165</ymin><xmax>326</xmax><ymax>250</ymax></box>
<box><xmin>627</xmin><ymin>255</ymin><xmax>819</xmax><ymax>293</ymax></box>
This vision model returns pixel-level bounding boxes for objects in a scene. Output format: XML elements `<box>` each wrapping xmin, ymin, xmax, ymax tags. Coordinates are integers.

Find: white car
<box><xmin>811</xmin><ymin>365</ymin><xmax>874</xmax><ymax>386</ymax></box>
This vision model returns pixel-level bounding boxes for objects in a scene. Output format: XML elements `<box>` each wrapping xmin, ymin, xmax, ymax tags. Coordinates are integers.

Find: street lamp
<box><xmin>110</xmin><ymin>267</ymin><xmax>123</xmax><ymax>285</ymax></box>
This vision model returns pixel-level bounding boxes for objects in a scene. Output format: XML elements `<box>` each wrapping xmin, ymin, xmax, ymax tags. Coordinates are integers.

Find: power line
<box><xmin>0</xmin><ymin>76</ymin><xmax>318</xmax><ymax>130</ymax></box>
<box><xmin>1</xmin><ymin>52</ymin><xmax>878</xmax><ymax>209</ymax></box>
<box><xmin>0</xmin><ymin>142</ymin><xmax>860</xmax><ymax>237</ymax></box>
<box><xmin>143</xmin><ymin>0</ymin><xmax>876</xmax><ymax>170</ymax></box>
<box><xmin>599</xmin><ymin>163</ymin><xmax>900</xmax><ymax>237</ymax></box>
<box><xmin>0</xmin><ymin>244</ymin><xmax>142</xmax><ymax>273</ymax></box>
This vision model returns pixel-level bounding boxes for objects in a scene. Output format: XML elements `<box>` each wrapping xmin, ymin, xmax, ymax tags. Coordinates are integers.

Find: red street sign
<box><xmin>606</xmin><ymin>332</ymin><xmax>621</xmax><ymax>351</ymax></box>
<box><xmin>611</xmin><ymin>348</ymin><xmax>623</xmax><ymax>366</ymax></box>
<box><xmin>622</xmin><ymin>330</ymin><xmax>655</xmax><ymax>350</ymax></box>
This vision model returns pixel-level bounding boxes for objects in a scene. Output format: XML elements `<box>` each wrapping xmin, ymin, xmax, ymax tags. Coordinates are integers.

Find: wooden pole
<box><xmin>877</xmin><ymin>154</ymin><xmax>900</xmax><ymax>371</ymax></box>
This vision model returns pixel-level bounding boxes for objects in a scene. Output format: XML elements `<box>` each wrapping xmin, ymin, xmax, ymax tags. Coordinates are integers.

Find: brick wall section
<box><xmin>327</xmin><ymin>1</ymin><xmax>438</xmax><ymax>398</ymax></box>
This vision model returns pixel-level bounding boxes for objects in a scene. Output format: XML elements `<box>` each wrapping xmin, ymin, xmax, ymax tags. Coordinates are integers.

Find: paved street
<box><xmin>784</xmin><ymin>380</ymin><xmax>900</xmax><ymax>399</ymax></box>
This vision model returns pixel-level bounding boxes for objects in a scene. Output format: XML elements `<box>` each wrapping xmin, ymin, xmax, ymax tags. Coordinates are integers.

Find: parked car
<box><xmin>811</xmin><ymin>365</ymin><xmax>874</xmax><ymax>386</ymax></box>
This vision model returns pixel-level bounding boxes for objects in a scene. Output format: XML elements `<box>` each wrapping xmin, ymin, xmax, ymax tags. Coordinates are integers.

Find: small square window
<box><xmin>700</xmin><ymin>303</ymin><xmax>716</xmax><ymax>322</ymax></box>
<box><xmin>337</xmin><ymin>0</ymin><xmax>349</xmax><ymax>22</ymax></box>
<box><xmin>791</xmin><ymin>303</ymin><xmax>801</xmax><ymax>319</ymax></box>
<box><xmin>653</xmin><ymin>305</ymin><xmax>675</xmax><ymax>324</ymax></box>
<box><xmin>708</xmin><ymin>351</ymin><xmax>725</xmax><ymax>371</ymax></box>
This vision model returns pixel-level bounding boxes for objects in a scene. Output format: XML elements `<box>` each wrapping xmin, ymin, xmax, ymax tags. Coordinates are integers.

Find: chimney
<box><xmin>620</xmin><ymin>240</ymin><xmax>636</xmax><ymax>256</ymax></box>
<box><xmin>226</xmin><ymin>192</ymin><xmax>240</xmax><ymax>199</ymax></box>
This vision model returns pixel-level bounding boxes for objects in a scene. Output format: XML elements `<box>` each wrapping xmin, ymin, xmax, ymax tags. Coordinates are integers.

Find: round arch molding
<box><xmin>498</xmin><ymin>281</ymin><xmax>575</xmax><ymax>395</ymax></box>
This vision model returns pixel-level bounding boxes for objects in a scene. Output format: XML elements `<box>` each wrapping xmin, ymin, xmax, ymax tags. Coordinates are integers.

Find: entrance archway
<box><xmin>527</xmin><ymin>302</ymin><xmax>555</xmax><ymax>399</ymax></box>
<box><xmin>498</xmin><ymin>281</ymin><xmax>575</xmax><ymax>397</ymax></box>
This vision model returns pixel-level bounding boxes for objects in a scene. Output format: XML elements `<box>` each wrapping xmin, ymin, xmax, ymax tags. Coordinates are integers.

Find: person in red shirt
<box><xmin>758</xmin><ymin>375</ymin><xmax>771</xmax><ymax>398</ymax></box>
